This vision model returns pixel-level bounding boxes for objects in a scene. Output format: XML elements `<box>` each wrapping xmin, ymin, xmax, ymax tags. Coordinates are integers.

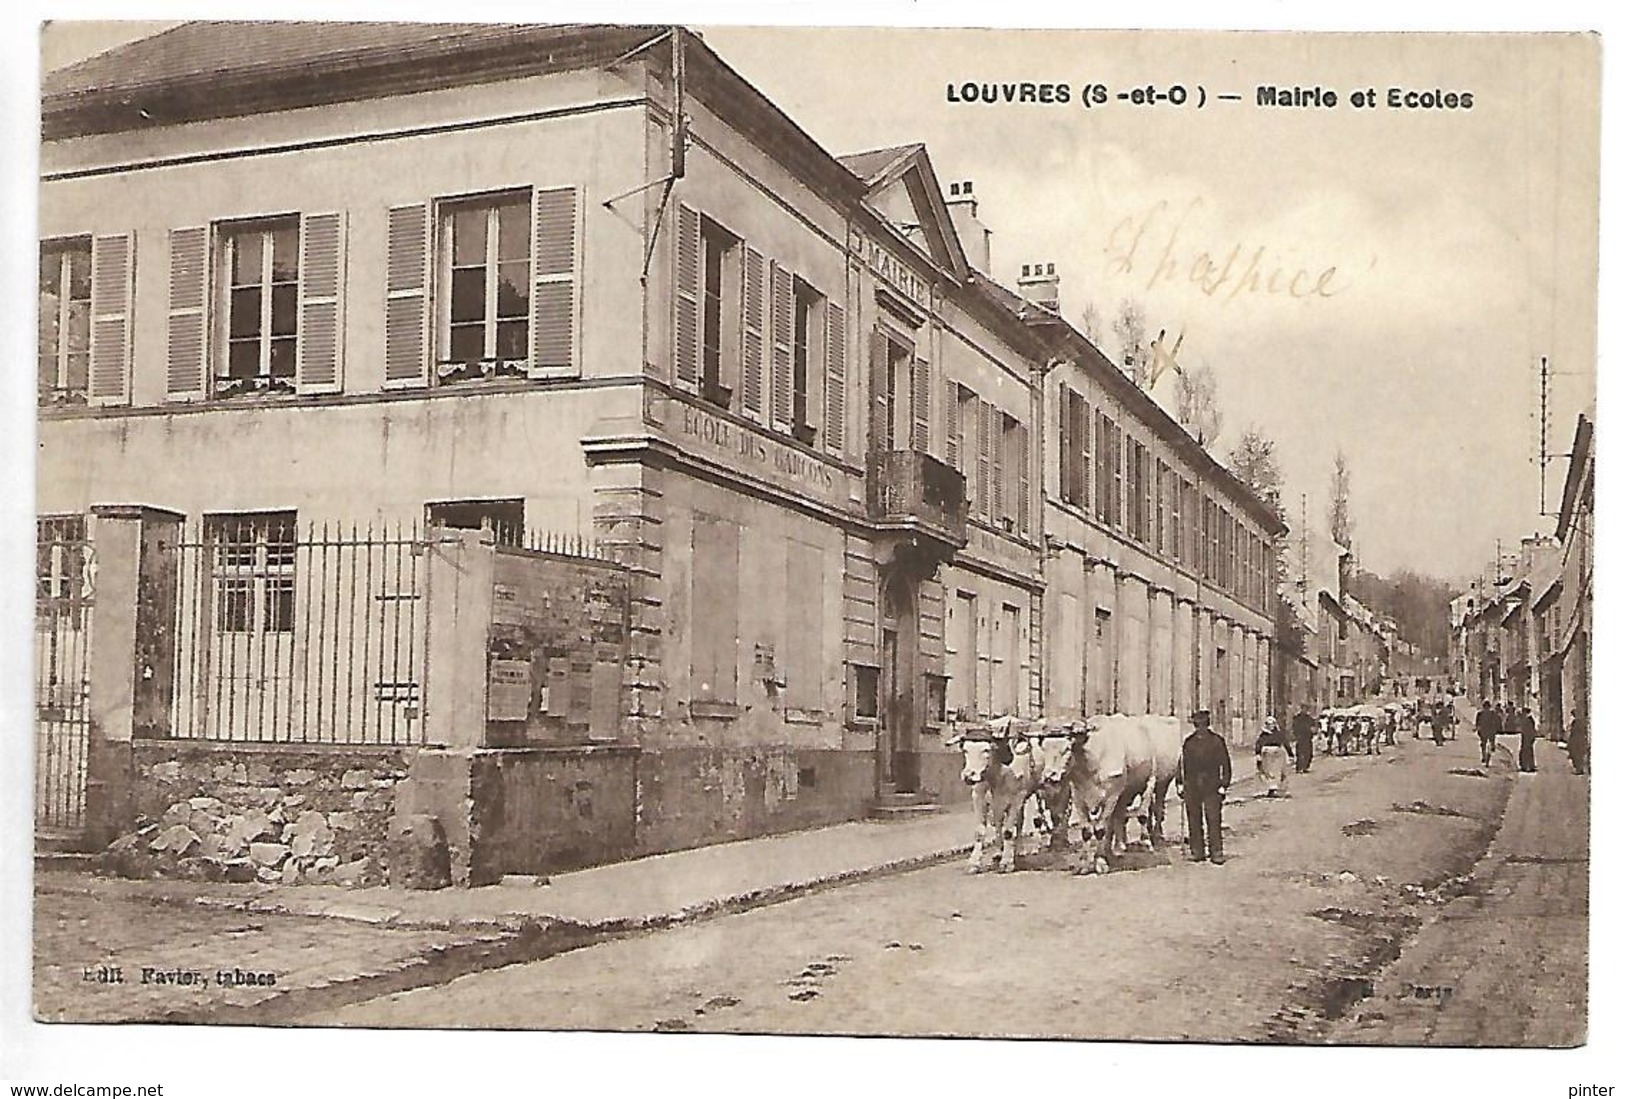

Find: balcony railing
<box><xmin>868</xmin><ymin>450</ymin><xmax>968</xmax><ymax>547</ymax></box>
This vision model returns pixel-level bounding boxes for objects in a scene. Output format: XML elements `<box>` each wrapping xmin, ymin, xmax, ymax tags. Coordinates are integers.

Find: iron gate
<box><xmin>35</xmin><ymin>516</ymin><xmax>93</xmax><ymax>839</ymax></box>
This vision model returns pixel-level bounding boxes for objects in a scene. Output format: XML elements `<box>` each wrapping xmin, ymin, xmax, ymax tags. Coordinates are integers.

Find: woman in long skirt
<box><xmin>1255</xmin><ymin>717</ymin><xmax>1292</xmax><ymax>796</ymax></box>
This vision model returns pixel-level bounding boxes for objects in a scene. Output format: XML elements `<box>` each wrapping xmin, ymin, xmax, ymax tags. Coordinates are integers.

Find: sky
<box><xmin>697</xmin><ymin>27</ymin><xmax>1600</xmax><ymax>582</ymax></box>
<box><xmin>28</xmin><ymin>20</ymin><xmax>1603</xmax><ymax>584</ymax></box>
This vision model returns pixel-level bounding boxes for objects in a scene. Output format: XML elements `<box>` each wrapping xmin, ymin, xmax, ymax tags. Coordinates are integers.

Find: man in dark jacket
<box><xmin>1569</xmin><ymin>708</ymin><xmax>1589</xmax><ymax>775</ymax></box>
<box><xmin>1291</xmin><ymin>706</ymin><xmax>1316</xmax><ymax>773</ymax></box>
<box><xmin>1475</xmin><ymin>699</ymin><xmax>1501</xmax><ymax>766</ymax></box>
<box><xmin>1177</xmin><ymin>709</ymin><xmax>1232</xmax><ymax>864</ymax></box>
<box><xmin>1517</xmin><ymin>705</ymin><xmax>1539</xmax><ymax>773</ymax></box>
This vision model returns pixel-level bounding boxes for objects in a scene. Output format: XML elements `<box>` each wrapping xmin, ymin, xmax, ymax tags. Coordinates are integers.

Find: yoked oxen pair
<box><xmin>1033</xmin><ymin>713</ymin><xmax>1184</xmax><ymax>874</ymax></box>
<box><xmin>951</xmin><ymin>715</ymin><xmax>1044</xmax><ymax>873</ymax></box>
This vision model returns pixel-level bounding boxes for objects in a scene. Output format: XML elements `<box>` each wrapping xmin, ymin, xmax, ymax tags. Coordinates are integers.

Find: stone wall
<box><xmin>634</xmin><ymin>747</ymin><xmax>872</xmax><ymax>855</ymax></box>
<box><xmin>120</xmin><ymin>742</ymin><xmax>411</xmax><ymax>887</ymax></box>
<box><xmin>395</xmin><ymin>746</ymin><xmax>638</xmax><ymax>885</ymax></box>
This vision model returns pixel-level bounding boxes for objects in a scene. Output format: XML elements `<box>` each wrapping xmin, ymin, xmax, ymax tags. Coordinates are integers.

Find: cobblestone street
<box><xmin>308</xmin><ymin>733</ymin><xmax>1583</xmax><ymax>1043</ymax></box>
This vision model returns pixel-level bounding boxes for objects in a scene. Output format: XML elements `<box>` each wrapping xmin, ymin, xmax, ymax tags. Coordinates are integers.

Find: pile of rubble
<box><xmin>99</xmin><ymin>796</ymin><xmax>381</xmax><ymax>887</ymax></box>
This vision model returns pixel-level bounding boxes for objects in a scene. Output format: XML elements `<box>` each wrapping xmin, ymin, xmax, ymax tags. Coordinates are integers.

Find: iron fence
<box><xmin>36</xmin><ymin>516</ymin><xmax>93</xmax><ymax>834</ymax></box>
<box><xmin>169</xmin><ymin>519</ymin><xmax>426</xmax><ymax>744</ymax></box>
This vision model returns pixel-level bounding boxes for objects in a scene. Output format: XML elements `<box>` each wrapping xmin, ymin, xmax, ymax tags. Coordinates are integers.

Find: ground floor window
<box><xmin>425</xmin><ymin>498</ymin><xmax>525</xmax><ymax>546</ymax></box>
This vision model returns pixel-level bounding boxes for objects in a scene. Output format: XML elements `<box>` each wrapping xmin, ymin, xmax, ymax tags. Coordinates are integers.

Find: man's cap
<box><xmin>1191</xmin><ymin>709</ymin><xmax>1212</xmax><ymax>724</ymax></box>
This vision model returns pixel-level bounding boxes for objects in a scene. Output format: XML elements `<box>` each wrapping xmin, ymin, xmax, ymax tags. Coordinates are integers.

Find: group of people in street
<box><xmin>1173</xmin><ymin>694</ymin><xmax>1590</xmax><ymax>869</ymax></box>
<box><xmin>1475</xmin><ymin>699</ymin><xmax>1541</xmax><ymax>772</ymax></box>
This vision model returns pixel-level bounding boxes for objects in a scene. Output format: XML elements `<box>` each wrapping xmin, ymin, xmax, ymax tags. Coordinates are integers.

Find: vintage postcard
<box><xmin>13</xmin><ymin>12</ymin><xmax>1603</xmax><ymax>1087</ymax></box>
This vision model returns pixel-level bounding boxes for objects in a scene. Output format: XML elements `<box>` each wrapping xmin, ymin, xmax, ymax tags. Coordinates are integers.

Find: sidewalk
<box><xmin>1327</xmin><ymin>738</ymin><xmax>1589</xmax><ymax>1046</ymax></box>
<box><xmin>34</xmin><ymin>804</ymin><xmax>978</xmax><ymax>1023</ymax></box>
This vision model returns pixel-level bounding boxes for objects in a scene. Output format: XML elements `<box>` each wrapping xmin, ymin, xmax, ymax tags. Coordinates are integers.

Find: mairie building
<box><xmin>37</xmin><ymin>22</ymin><xmax>1278</xmax><ymax>867</ymax></box>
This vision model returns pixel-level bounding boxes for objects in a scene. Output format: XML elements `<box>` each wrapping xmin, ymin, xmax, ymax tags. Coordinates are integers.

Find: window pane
<box><xmin>65</xmin><ymin>353</ymin><xmax>89</xmax><ymax>393</ymax></box>
<box><xmin>451</xmin><ymin>208</ymin><xmax>487</xmax><ymax>266</ymax></box>
<box><xmin>38</xmin><ymin>288</ymin><xmax>60</xmax><ymax>371</ymax></box>
<box><xmin>496</xmin><ymin>262</ymin><xmax>529</xmax><ymax>318</ymax></box>
<box><xmin>269</xmin><ymin>338</ymin><xmax>295</xmax><ymax>378</ymax></box>
<box><xmin>231</xmin><ymin>233</ymin><xmax>263</xmax><ymax>287</ymax></box>
<box><xmin>40</xmin><ymin>250</ymin><xmax>61</xmax><ymax>294</ymax></box>
<box><xmin>66</xmin><ymin>302</ymin><xmax>90</xmax><ymax>354</ymax></box>
<box><xmin>270</xmin><ymin>284</ymin><xmax>297</xmax><ymax>336</ymax></box>
<box><xmin>450</xmin><ymin>267</ymin><xmax>486</xmax><ymax>323</ymax></box>
<box><xmin>218</xmin><ymin>578</ymin><xmax>252</xmax><ymax>632</ymax></box>
<box><xmin>449</xmin><ymin>323</ymin><xmax>484</xmax><ymax>363</ymax></box>
<box><xmin>228</xmin><ymin>339</ymin><xmax>260</xmax><ymax>379</ymax></box>
<box><xmin>270</xmin><ymin>226</ymin><xmax>298</xmax><ymax>283</ymax></box>
<box><xmin>264</xmin><ymin>579</ymin><xmax>295</xmax><ymax>633</ymax></box>
<box><xmin>68</xmin><ymin>249</ymin><xmax>92</xmax><ymax>300</ymax></box>
<box><xmin>497</xmin><ymin>200</ymin><xmax>529</xmax><ymax>262</ymax></box>
<box><xmin>496</xmin><ymin>319</ymin><xmax>527</xmax><ymax>360</ymax></box>
<box><xmin>230</xmin><ymin>286</ymin><xmax>262</xmax><ymax>337</ymax></box>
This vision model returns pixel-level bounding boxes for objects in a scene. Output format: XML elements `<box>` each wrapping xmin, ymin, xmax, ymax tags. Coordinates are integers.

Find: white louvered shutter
<box><xmin>991</xmin><ymin>408</ymin><xmax>1006</xmax><ymax>521</ymax></box>
<box><xmin>88</xmin><ymin>233</ymin><xmax>133</xmax><ymax>406</ymax></box>
<box><xmin>824</xmin><ymin>301</ymin><xmax>846</xmax><ymax>455</ymax></box>
<box><xmin>532</xmin><ymin>186</ymin><xmax>577</xmax><ymax>378</ymax></box>
<box><xmin>165</xmin><ymin>227</ymin><xmax>208</xmax><ymax>400</ymax></box>
<box><xmin>769</xmin><ymin>262</ymin><xmax>793</xmax><ymax>430</ymax></box>
<box><xmin>742</xmin><ymin>247</ymin><xmax>765</xmax><ymax>419</ymax></box>
<box><xmin>673</xmin><ymin>204</ymin><xmax>700</xmax><ymax>390</ymax></box>
<box><xmin>1016</xmin><ymin>422</ymin><xmax>1031</xmax><ymax>535</ymax></box>
<box><xmin>943</xmin><ymin>379</ymin><xmax>960</xmax><ymax>469</ymax></box>
<box><xmin>911</xmin><ymin>355</ymin><xmax>931</xmax><ymax>453</ymax></box>
<box><xmin>976</xmin><ymin>399</ymin><xmax>992</xmax><ymax>520</ymax></box>
<box><xmin>384</xmin><ymin>204</ymin><xmax>429</xmax><ymax>388</ymax></box>
<box><xmin>296</xmin><ymin>212</ymin><xmax>345</xmax><ymax>394</ymax></box>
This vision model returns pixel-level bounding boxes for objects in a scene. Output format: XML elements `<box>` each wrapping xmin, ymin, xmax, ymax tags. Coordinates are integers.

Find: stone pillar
<box><xmin>1150</xmin><ymin>587</ymin><xmax>1174</xmax><ymax>716</ymax></box>
<box><xmin>1173</xmin><ymin>596</ymin><xmax>1194</xmax><ymax>720</ymax></box>
<box><xmin>421</xmin><ymin>527</ymin><xmax>496</xmax><ymax>750</ymax></box>
<box><xmin>590</xmin><ymin>460</ymin><xmax>666</xmax><ymax>744</ymax></box>
<box><xmin>84</xmin><ymin>505</ymin><xmax>184</xmax><ymax>849</ymax></box>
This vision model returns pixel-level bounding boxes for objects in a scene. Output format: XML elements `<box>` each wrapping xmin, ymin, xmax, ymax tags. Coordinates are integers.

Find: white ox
<box><xmin>953</xmin><ymin>717</ymin><xmax>1042</xmax><ymax>874</ymax></box>
<box><xmin>1034</xmin><ymin>714</ymin><xmax>1184</xmax><ymax>874</ymax></box>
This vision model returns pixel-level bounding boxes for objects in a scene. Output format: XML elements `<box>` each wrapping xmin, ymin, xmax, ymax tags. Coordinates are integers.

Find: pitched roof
<box><xmin>837</xmin><ymin>143</ymin><xmax>924</xmax><ymax>184</ymax></box>
<box><xmin>42</xmin><ymin>21</ymin><xmax>666</xmax><ymax>138</ymax></box>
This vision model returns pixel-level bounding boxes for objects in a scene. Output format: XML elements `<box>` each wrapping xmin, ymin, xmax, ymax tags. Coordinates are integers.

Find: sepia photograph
<box><xmin>3</xmin><ymin>5</ymin><xmax>1612</xmax><ymax>1094</ymax></box>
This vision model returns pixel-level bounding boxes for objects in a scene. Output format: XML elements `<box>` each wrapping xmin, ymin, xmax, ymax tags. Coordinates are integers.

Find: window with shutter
<box><xmin>824</xmin><ymin>301</ymin><xmax>846</xmax><ymax>455</ymax></box>
<box><xmin>531</xmin><ymin>186</ymin><xmax>577</xmax><ymax>378</ymax></box>
<box><xmin>673</xmin><ymin>204</ymin><xmax>701</xmax><ymax>391</ymax></box>
<box><xmin>385</xmin><ymin>203</ymin><xmax>429</xmax><ymax>388</ymax></box>
<box><xmin>991</xmin><ymin>409</ymin><xmax>1006</xmax><ymax>524</ymax></box>
<box><xmin>942</xmin><ymin>377</ymin><xmax>960</xmax><ymax>469</ymax></box>
<box><xmin>297</xmin><ymin>212</ymin><xmax>344</xmax><ymax>394</ymax></box>
<box><xmin>911</xmin><ymin>355</ymin><xmax>931</xmax><ymax>453</ymax></box>
<box><xmin>742</xmin><ymin>247</ymin><xmax>765</xmax><ymax>419</ymax></box>
<box><xmin>216</xmin><ymin>218</ymin><xmax>299</xmax><ymax>398</ymax></box>
<box><xmin>166</xmin><ymin>226</ymin><xmax>209</xmax><ymax>400</ymax></box>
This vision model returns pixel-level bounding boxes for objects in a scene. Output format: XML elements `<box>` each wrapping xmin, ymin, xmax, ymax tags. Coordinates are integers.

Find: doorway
<box><xmin>878</xmin><ymin>574</ymin><xmax>919</xmax><ymax>793</ymax></box>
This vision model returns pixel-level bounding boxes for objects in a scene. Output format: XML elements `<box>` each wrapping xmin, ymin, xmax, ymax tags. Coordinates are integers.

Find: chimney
<box><xmin>945</xmin><ymin>180</ymin><xmax>991</xmax><ymax>273</ymax></box>
<box><xmin>1017</xmin><ymin>260</ymin><xmax>1060</xmax><ymax>313</ymax></box>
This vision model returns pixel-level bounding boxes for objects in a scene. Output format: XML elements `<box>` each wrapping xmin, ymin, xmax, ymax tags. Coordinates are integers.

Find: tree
<box><xmin>1112</xmin><ymin>300</ymin><xmax>1150</xmax><ymax>388</ymax></box>
<box><xmin>1175</xmin><ymin>362</ymin><xmax>1223</xmax><ymax>449</ymax></box>
<box><xmin>1329</xmin><ymin>449</ymin><xmax>1354</xmax><ymax>548</ymax></box>
<box><xmin>1226</xmin><ymin>427</ymin><xmax>1284</xmax><ymax>522</ymax></box>
<box><xmin>1079</xmin><ymin>301</ymin><xmax>1103</xmax><ymax>344</ymax></box>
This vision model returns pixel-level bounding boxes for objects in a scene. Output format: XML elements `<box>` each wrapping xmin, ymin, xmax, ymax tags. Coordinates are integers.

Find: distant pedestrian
<box><xmin>1255</xmin><ymin>716</ymin><xmax>1291</xmax><ymax>796</ymax></box>
<box><xmin>1475</xmin><ymin>699</ymin><xmax>1501</xmax><ymax>766</ymax></box>
<box><xmin>1178</xmin><ymin>710</ymin><xmax>1232</xmax><ymax>865</ymax></box>
<box><xmin>1517</xmin><ymin>706</ymin><xmax>1539</xmax><ymax>773</ymax></box>
<box><xmin>1568</xmin><ymin>709</ymin><xmax>1590</xmax><ymax>775</ymax></box>
<box><xmin>1291</xmin><ymin>707</ymin><xmax>1316</xmax><ymax>773</ymax></box>
<box><xmin>1431</xmin><ymin>704</ymin><xmax>1445</xmax><ymax>747</ymax></box>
